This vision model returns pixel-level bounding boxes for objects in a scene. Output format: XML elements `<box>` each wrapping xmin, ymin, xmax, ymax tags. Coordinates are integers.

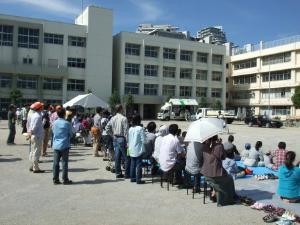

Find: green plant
<box><xmin>10</xmin><ymin>89</ymin><xmax>23</xmax><ymax>104</ymax></box>
<box><xmin>198</xmin><ymin>97</ymin><xmax>208</xmax><ymax>108</ymax></box>
<box><xmin>292</xmin><ymin>86</ymin><xmax>300</xmax><ymax>108</ymax></box>
<box><xmin>211</xmin><ymin>99</ymin><xmax>222</xmax><ymax>110</ymax></box>
<box><xmin>123</xmin><ymin>92</ymin><xmax>134</xmax><ymax>116</ymax></box>
<box><xmin>108</xmin><ymin>90</ymin><xmax>121</xmax><ymax>112</ymax></box>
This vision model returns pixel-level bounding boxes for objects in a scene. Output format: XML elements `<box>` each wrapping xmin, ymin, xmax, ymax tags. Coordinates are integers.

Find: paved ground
<box><xmin>0</xmin><ymin>120</ymin><xmax>299</xmax><ymax>225</ymax></box>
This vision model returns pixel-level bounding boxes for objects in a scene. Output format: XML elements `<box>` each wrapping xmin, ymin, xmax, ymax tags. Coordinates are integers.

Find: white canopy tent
<box><xmin>63</xmin><ymin>93</ymin><xmax>109</xmax><ymax>108</ymax></box>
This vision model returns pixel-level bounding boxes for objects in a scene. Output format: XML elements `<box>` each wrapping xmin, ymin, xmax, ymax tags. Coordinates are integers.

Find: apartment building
<box><xmin>113</xmin><ymin>32</ymin><xmax>226</xmax><ymax>119</ymax></box>
<box><xmin>229</xmin><ymin>36</ymin><xmax>300</xmax><ymax>118</ymax></box>
<box><xmin>0</xmin><ymin>6</ymin><xmax>112</xmax><ymax>118</ymax></box>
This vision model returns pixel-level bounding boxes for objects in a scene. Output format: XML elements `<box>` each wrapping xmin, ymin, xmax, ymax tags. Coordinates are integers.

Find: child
<box><xmin>223</xmin><ymin>148</ymin><xmax>245</xmax><ymax>179</ymax></box>
<box><xmin>241</xmin><ymin>143</ymin><xmax>251</xmax><ymax>161</ymax></box>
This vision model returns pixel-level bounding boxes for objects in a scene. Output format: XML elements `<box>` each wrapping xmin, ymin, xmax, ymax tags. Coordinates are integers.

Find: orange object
<box><xmin>91</xmin><ymin>126</ymin><xmax>100</xmax><ymax>135</ymax></box>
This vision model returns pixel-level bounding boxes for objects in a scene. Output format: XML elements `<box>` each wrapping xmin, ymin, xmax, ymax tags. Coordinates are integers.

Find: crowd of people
<box><xmin>5</xmin><ymin>102</ymin><xmax>300</xmax><ymax>205</ymax></box>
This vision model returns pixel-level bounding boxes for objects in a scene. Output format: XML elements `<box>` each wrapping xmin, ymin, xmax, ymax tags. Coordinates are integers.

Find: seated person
<box><xmin>222</xmin><ymin>148</ymin><xmax>245</xmax><ymax>179</ymax></box>
<box><xmin>267</xmin><ymin>142</ymin><xmax>287</xmax><ymax>171</ymax></box>
<box><xmin>277</xmin><ymin>151</ymin><xmax>300</xmax><ymax>203</ymax></box>
<box><xmin>243</xmin><ymin>141</ymin><xmax>264</xmax><ymax>167</ymax></box>
<box><xmin>241</xmin><ymin>143</ymin><xmax>251</xmax><ymax>161</ymax></box>
<box><xmin>223</xmin><ymin>135</ymin><xmax>241</xmax><ymax>161</ymax></box>
<box><xmin>185</xmin><ymin>141</ymin><xmax>205</xmax><ymax>192</ymax></box>
<box><xmin>201</xmin><ymin>135</ymin><xmax>237</xmax><ymax>206</ymax></box>
<box><xmin>152</xmin><ymin>125</ymin><xmax>168</xmax><ymax>162</ymax></box>
<box><xmin>159</xmin><ymin>124</ymin><xmax>185</xmax><ymax>184</ymax></box>
<box><xmin>142</xmin><ymin>122</ymin><xmax>157</xmax><ymax>159</ymax></box>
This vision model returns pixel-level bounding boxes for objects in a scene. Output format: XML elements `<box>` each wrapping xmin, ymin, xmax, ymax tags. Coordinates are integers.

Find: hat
<box><xmin>31</xmin><ymin>102</ymin><xmax>43</xmax><ymax>110</ymax></box>
<box><xmin>245</xmin><ymin>143</ymin><xmax>251</xmax><ymax>150</ymax></box>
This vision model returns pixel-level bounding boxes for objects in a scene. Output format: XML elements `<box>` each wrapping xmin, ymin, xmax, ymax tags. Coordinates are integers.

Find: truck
<box><xmin>195</xmin><ymin>108</ymin><xmax>236</xmax><ymax>124</ymax></box>
<box><xmin>157</xmin><ymin>98</ymin><xmax>198</xmax><ymax>121</ymax></box>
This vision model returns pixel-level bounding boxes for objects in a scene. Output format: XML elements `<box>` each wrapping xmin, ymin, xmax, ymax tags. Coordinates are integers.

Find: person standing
<box><xmin>7</xmin><ymin>104</ymin><xmax>16</xmax><ymax>145</ymax></box>
<box><xmin>21</xmin><ymin>104</ymin><xmax>30</xmax><ymax>134</ymax></box>
<box><xmin>128</xmin><ymin>115</ymin><xmax>145</xmax><ymax>184</ymax></box>
<box><xmin>106</xmin><ymin>104</ymin><xmax>130</xmax><ymax>179</ymax></box>
<box><xmin>41</xmin><ymin>106</ymin><xmax>51</xmax><ymax>157</ymax></box>
<box><xmin>52</xmin><ymin>108</ymin><xmax>73</xmax><ymax>185</ymax></box>
<box><xmin>28</xmin><ymin>102</ymin><xmax>44</xmax><ymax>173</ymax></box>
<box><xmin>92</xmin><ymin>107</ymin><xmax>102</xmax><ymax>157</ymax></box>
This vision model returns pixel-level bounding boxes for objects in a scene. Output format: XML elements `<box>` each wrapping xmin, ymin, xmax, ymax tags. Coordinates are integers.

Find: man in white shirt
<box><xmin>159</xmin><ymin>124</ymin><xmax>185</xmax><ymax>184</ymax></box>
<box><xmin>28</xmin><ymin>102</ymin><xmax>45</xmax><ymax>173</ymax></box>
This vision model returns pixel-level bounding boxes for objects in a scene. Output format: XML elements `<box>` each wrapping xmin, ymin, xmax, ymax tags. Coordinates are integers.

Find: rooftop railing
<box><xmin>232</xmin><ymin>35</ymin><xmax>300</xmax><ymax>56</ymax></box>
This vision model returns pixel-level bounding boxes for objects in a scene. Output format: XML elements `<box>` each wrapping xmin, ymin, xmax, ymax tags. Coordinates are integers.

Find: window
<box><xmin>180</xmin><ymin>50</ymin><xmax>192</xmax><ymax>61</ymax></box>
<box><xmin>125</xmin><ymin>63</ymin><xmax>139</xmax><ymax>75</ymax></box>
<box><xmin>68</xmin><ymin>36</ymin><xmax>86</xmax><ymax>47</ymax></box>
<box><xmin>0</xmin><ymin>25</ymin><xmax>13</xmax><ymax>46</ymax></box>
<box><xmin>44</xmin><ymin>33</ymin><xmax>63</xmax><ymax>45</ymax></box>
<box><xmin>233</xmin><ymin>59</ymin><xmax>257</xmax><ymax>70</ymax></box>
<box><xmin>67</xmin><ymin>58</ymin><xmax>85</xmax><ymax>68</ymax></box>
<box><xmin>145</xmin><ymin>46</ymin><xmax>158</xmax><ymax>58</ymax></box>
<box><xmin>262</xmin><ymin>52</ymin><xmax>291</xmax><ymax>65</ymax></box>
<box><xmin>163</xmin><ymin>66</ymin><xmax>176</xmax><ymax>78</ymax></box>
<box><xmin>197</xmin><ymin>52</ymin><xmax>208</xmax><ymax>63</ymax></box>
<box><xmin>233</xmin><ymin>75</ymin><xmax>257</xmax><ymax>84</ymax></box>
<box><xmin>163</xmin><ymin>48</ymin><xmax>176</xmax><ymax>60</ymax></box>
<box><xmin>260</xmin><ymin>106</ymin><xmax>290</xmax><ymax>116</ymax></box>
<box><xmin>43</xmin><ymin>78</ymin><xmax>62</xmax><ymax>90</ymax></box>
<box><xmin>162</xmin><ymin>85</ymin><xmax>175</xmax><ymax>96</ymax></box>
<box><xmin>262</xmin><ymin>70</ymin><xmax>291</xmax><ymax>82</ymax></box>
<box><xmin>144</xmin><ymin>65</ymin><xmax>158</xmax><ymax>77</ymax></box>
<box><xmin>211</xmin><ymin>88</ymin><xmax>222</xmax><ymax>98</ymax></box>
<box><xmin>125</xmin><ymin>43</ymin><xmax>140</xmax><ymax>56</ymax></box>
<box><xmin>23</xmin><ymin>58</ymin><xmax>33</xmax><ymax>64</ymax></box>
<box><xmin>125</xmin><ymin>82</ymin><xmax>139</xmax><ymax>95</ymax></box>
<box><xmin>144</xmin><ymin>84</ymin><xmax>158</xmax><ymax>96</ymax></box>
<box><xmin>212</xmin><ymin>54</ymin><xmax>223</xmax><ymax>65</ymax></box>
<box><xmin>44</xmin><ymin>99</ymin><xmax>62</xmax><ymax>106</ymax></box>
<box><xmin>18</xmin><ymin>27</ymin><xmax>39</xmax><ymax>49</ymax></box>
<box><xmin>196</xmin><ymin>87</ymin><xmax>207</xmax><ymax>97</ymax></box>
<box><xmin>212</xmin><ymin>71</ymin><xmax>222</xmax><ymax>81</ymax></box>
<box><xmin>0</xmin><ymin>74</ymin><xmax>12</xmax><ymax>88</ymax></box>
<box><xmin>17</xmin><ymin>76</ymin><xmax>38</xmax><ymax>89</ymax></box>
<box><xmin>67</xmin><ymin>79</ymin><xmax>85</xmax><ymax>91</ymax></box>
<box><xmin>232</xmin><ymin>91</ymin><xmax>254</xmax><ymax>99</ymax></box>
<box><xmin>180</xmin><ymin>68</ymin><xmax>192</xmax><ymax>79</ymax></box>
<box><xmin>180</xmin><ymin>86</ymin><xmax>192</xmax><ymax>97</ymax></box>
<box><xmin>261</xmin><ymin>88</ymin><xmax>291</xmax><ymax>99</ymax></box>
<box><xmin>196</xmin><ymin>70</ymin><xmax>207</xmax><ymax>80</ymax></box>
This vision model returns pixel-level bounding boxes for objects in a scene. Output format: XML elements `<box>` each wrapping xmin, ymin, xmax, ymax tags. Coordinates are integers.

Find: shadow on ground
<box><xmin>69</xmin><ymin>168</ymin><xmax>99</xmax><ymax>172</ymax></box>
<box><xmin>237</xmin><ymin>189</ymin><xmax>274</xmax><ymax>201</ymax></box>
<box><xmin>0</xmin><ymin>157</ymin><xmax>22</xmax><ymax>162</ymax></box>
<box><xmin>72</xmin><ymin>179</ymin><xmax>123</xmax><ymax>185</ymax></box>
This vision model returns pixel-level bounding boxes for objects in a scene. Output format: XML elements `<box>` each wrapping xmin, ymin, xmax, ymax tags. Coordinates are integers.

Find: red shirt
<box><xmin>271</xmin><ymin>148</ymin><xmax>287</xmax><ymax>170</ymax></box>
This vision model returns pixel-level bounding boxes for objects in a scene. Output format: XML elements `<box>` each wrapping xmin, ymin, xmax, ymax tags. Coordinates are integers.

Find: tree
<box><xmin>10</xmin><ymin>89</ymin><xmax>23</xmax><ymax>105</ymax></box>
<box><xmin>211</xmin><ymin>99</ymin><xmax>222</xmax><ymax>110</ymax></box>
<box><xmin>123</xmin><ymin>92</ymin><xmax>134</xmax><ymax>116</ymax></box>
<box><xmin>292</xmin><ymin>86</ymin><xmax>300</xmax><ymax>108</ymax></box>
<box><xmin>198</xmin><ymin>97</ymin><xmax>208</xmax><ymax>108</ymax></box>
<box><xmin>108</xmin><ymin>90</ymin><xmax>121</xmax><ymax>113</ymax></box>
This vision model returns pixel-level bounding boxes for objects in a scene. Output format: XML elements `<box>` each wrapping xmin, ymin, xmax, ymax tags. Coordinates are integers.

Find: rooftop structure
<box><xmin>197</xmin><ymin>26</ymin><xmax>227</xmax><ymax>45</ymax></box>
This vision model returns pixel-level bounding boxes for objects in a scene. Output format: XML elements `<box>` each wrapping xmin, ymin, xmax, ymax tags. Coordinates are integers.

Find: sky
<box><xmin>1</xmin><ymin>0</ymin><xmax>300</xmax><ymax>46</ymax></box>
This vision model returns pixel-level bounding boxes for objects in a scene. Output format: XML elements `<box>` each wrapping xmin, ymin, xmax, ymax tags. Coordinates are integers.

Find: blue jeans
<box><xmin>53</xmin><ymin>149</ymin><xmax>69</xmax><ymax>181</ymax></box>
<box><xmin>113</xmin><ymin>137</ymin><xmax>130</xmax><ymax>177</ymax></box>
<box><xmin>130</xmin><ymin>156</ymin><xmax>142</xmax><ymax>182</ymax></box>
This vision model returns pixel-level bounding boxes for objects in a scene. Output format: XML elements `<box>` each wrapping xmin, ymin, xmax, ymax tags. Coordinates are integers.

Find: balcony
<box><xmin>0</xmin><ymin>61</ymin><xmax>68</xmax><ymax>77</ymax></box>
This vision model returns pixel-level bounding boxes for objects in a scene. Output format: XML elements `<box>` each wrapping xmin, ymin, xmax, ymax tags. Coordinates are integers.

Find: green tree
<box><xmin>108</xmin><ymin>90</ymin><xmax>121</xmax><ymax>113</ymax></box>
<box><xmin>166</xmin><ymin>95</ymin><xmax>172</xmax><ymax>102</ymax></box>
<box><xmin>292</xmin><ymin>86</ymin><xmax>300</xmax><ymax>108</ymax></box>
<box><xmin>198</xmin><ymin>97</ymin><xmax>208</xmax><ymax>108</ymax></box>
<box><xmin>10</xmin><ymin>89</ymin><xmax>23</xmax><ymax>105</ymax></box>
<box><xmin>123</xmin><ymin>92</ymin><xmax>134</xmax><ymax>116</ymax></box>
<box><xmin>211</xmin><ymin>100</ymin><xmax>222</xmax><ymax>110</ymax></box>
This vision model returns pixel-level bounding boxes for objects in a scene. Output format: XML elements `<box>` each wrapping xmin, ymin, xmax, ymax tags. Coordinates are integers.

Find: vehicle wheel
<box><xmin>266</xmin><ymin>123</ymin><xmax>270</xmax><ymax>128</ymax></box>
<box><xmin>165</xmin><ymin>116</ymin><xmax>170</xmax><ymax>121</ymax></box>
<box><xmin>248</xmin><ymin>122</ymin><xmax>253</xmax><ymax>127</ymax></box>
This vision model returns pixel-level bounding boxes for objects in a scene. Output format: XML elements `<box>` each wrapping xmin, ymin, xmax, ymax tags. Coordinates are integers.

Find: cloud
<box><xmin>129</xmin><ymin>0</ymin><xmax>163</xmax><ymax>21</ymax></box>
<box><xmin>5</xmin><ymin>0</ymin><xmax>81</xmax><ymax>15</ymax></box>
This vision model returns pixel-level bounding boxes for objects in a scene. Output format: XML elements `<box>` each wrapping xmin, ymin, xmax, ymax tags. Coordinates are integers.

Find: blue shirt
<box><xmin>52</xmin><ymin>118</ymin><xmax>72</xmax><ymax>151</ymax></box>
<box><xmin>277</xmin><ymin>165</ymin><xmax>300</xmax><ymax>199</ymax></box>
<box><xmin>128</xmin><ymin>126</ymin><xmax>145</xmax><ymax>157</ymax></box>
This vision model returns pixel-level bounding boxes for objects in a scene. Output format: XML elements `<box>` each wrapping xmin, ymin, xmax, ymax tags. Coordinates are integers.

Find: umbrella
<box><xmin>184</xmin><ymin>117</ymin><xmax>224</xmax><ymax>143</ymax></box>
<box><xmin>63</xmin><ymin>93</ymin><xmax>108</xmax><ymax>108</ymax></box>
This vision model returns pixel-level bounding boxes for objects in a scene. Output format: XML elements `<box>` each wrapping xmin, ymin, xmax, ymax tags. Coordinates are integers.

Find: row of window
<box><xmin>261</xmin><ymin>88</ymin><xmax>291</xmax><ymax>99</ymax></box>
<box><xmin>124</xmin><ymin>82</ymin><xmax>222</xmax><ymax>98</ymax></box>
<box><xmin>0</xmin><ymin>24</ymin><xmax>86</xmax><ymax>49</ymax></box>
<box><xmin>233</xmin><ymin>59</ymin><xmax>257</xmax><ymax>70</ymax></box>
<box><xmin>125</xmin><ymin>43</ymin><xmax>223</xmax><ymax>64</ymax></box>
<box><xmin>0</xmin><ymin>74</ymin><xmax>85</xmax><ymax>91</ymax></box>
<box><xmin>124</xmin><ymin>63</ymin><xmax>222</xmax><ymax>81</ymax></box>
<box><xmin>262</xmin><ymin>52</ymin><xmax>291</xmax><ymax>65</ymax></box>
